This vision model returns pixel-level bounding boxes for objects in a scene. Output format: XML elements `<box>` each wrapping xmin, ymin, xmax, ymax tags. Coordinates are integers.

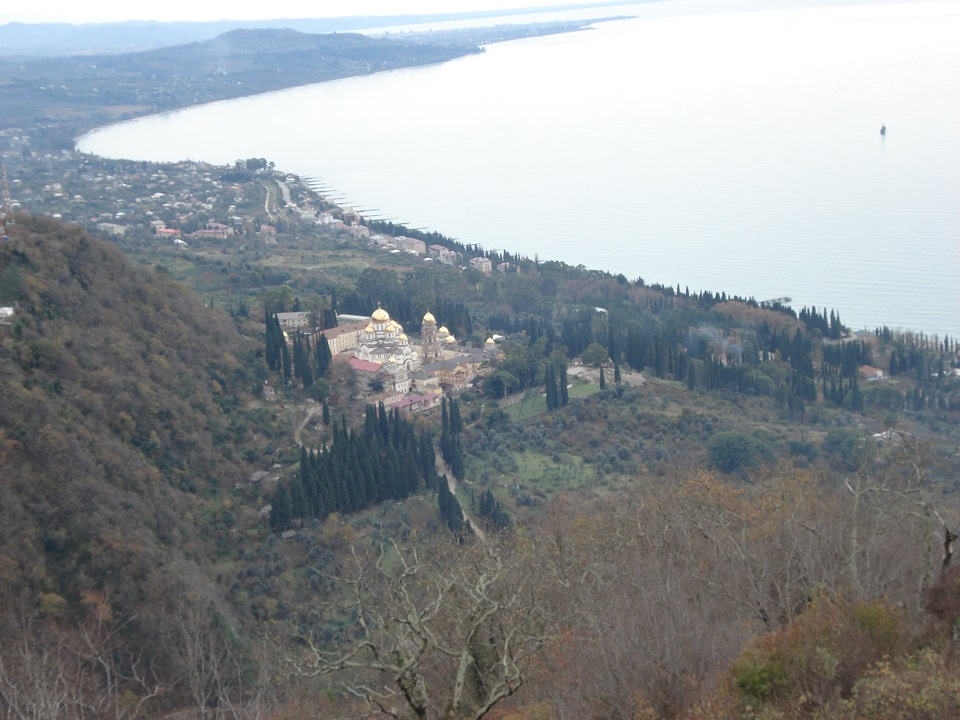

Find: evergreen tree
<box><xmin>302</xmin><ymin>336</ymin><xmax>314</xmax><ymax>388</ymax></box>
<box><xmin>614</xmin><ymin>358</ymin><xmax>622</xmax><ymax>385</ymax></box>
<box><xmin>290</xmin><ymin>479</ymin><xmax>307</xmax><ymax>524</ymax></box>
<box><xmin>264</xmin><ymin>309</ymin><xmax>284</xmax><ymax>371</ymax></box>
<box><xmin>437</xmin><ymin>476</ymin><xmax>466</xmax><ymax>535</ymax></box>
<box><xmin>450</xmin><ymin>435</ymin><xmax>466</xmax><ymax>481</ymax></box>
<box><xmin>477</xmin><ymin>489</ymin><xmax>511</xmax><ymax>531</ymax></box>
<box><xmin>377</xmin><ymin>401</ymin><xmax>390</xmax><ymax>443</ymax></box>
<box><xmin>316</xmin><ymin>333</ymin><xmax>332</xmax><ymax>376</ymax></box>
<box><xmin>269</xmin><ymin>483</ymin><xmax>292</xmax><ymax>532</ymax></box>
<box><xmin>322</xmin><ymin>399</ymin><xmax>331</xmax><ymax>425</ymax></box>
<box><xmin>599</xmin><ymin>366</ymin><xmax>606</xmax><ymax>390</ymax></box>
<box><xmin>545</xmin><ymin>364</ymin><xmax>557</xmax><ymax>410</ymax></box>
<box><xmin>292</xmin><ymin>335</ymin><xmax>302</xmax><ymax>380</ymax></box>
<box><xmin>559</xmin><ymin>364</ymin><xmax>569</xmax><ymax>406</ymax></box>
<box><xmin>419</xmin><ymin>430</ymin><xmax>437</xmax><ymax>491</ymax></box>
<box><xmin>281</xmin><ymin>341</ymin><xmax>292</xmax><ymax>381</ymax></box>
<box><xmin>449</xmin><ymin>398</ymin><xmax>463</xmax><ymax>434</ymax></box>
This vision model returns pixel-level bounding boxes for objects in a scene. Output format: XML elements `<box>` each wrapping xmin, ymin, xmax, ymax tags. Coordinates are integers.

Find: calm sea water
<box><xmin>78</xmin><ymin>0</ymin><xmax>960</xmax><ymax>337</ymax></box>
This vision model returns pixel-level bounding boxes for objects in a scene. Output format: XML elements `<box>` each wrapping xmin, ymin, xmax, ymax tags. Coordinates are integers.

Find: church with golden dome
<box><xmin>340</xmin><ymin>305</ymin><xmax>501</xmax><ymax>403</ymax></box>
<box><xmin>354</xmin><ymin>304</ymin><xmax>421</xmax><ymax>393</ymax></box>
<box><xmin>420</xmin><ymin>310</ymin><xmax>459</xmax><ymax>361</ymax></box>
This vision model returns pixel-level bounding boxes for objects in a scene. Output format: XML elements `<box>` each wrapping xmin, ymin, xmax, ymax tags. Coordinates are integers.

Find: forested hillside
<box><xmin>2</xmin><ymin>205</ymin><xmax>960</xmax><ymax>719</ymax></box>
<box><xmin>0</xmin><ymin>216</ymin><xmax>273</xmax><ymax>651</ymax></box>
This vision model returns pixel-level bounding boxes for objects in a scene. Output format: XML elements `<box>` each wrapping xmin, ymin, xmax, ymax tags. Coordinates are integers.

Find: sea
<box><xmin>76</xmin><ymin>0</ymin><xmax>960</xmax><ymax>338</ymax></box>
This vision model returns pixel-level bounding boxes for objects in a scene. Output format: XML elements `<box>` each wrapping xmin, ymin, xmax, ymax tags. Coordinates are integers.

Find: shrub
<box><xmin>727</xmin><ymin>595</ymin><xmax>905</xmax><ymax>715</ymax></box>
<box><xmin>707</xmin><ymin>431</ymin><xmax>774</xmax><ymax>474</ymax></box>
<box><xmin>838</xmin><ymin>649</ymin><xmax>960</xmax><ymax>719</ymax></box>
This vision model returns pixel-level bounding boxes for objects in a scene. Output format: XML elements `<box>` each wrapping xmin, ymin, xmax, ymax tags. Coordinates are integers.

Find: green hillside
<box><xmin>0</xmin><ymin>215</ymin><xmax>277</xmax><ymax>627</ymax></box>
<box><xmin>2</xmin><ymin>196</ymin><xmax>960</xmax><ymax>719</ymax></box>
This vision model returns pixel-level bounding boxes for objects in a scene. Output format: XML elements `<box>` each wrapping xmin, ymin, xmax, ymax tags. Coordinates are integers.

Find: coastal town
<box><xmin>0</xmin><ymin>133</ymin><xmax>516</xmax><ymax>416</ymax></box>
<box><xmin>0</xmin><ymin>131</ymin><xmax>513</xmax><ymax>271</ymax></box>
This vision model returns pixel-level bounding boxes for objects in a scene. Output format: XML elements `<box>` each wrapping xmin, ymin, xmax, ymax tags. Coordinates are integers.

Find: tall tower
<box><xmin>421</xmin><ymin>310</ymin><xmax>441</xmax><ymax>360</ymax></box>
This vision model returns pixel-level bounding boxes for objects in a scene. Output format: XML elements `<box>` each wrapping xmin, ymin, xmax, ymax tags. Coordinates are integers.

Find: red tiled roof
<box><xmin>348</xmin><ymin>356</ymin><xmax>381</xmax><ymax>373</ymax></box>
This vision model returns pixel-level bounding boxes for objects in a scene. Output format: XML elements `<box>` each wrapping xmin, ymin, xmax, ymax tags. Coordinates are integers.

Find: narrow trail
<box><xmin>435</xmin><ymin>453</ymin><xmax>486</xmax><ymax>542</ymax></box>
<box><xmin>293</xmin><ymin>401</ymin><xmax>321</xmax><ymax>447</ymax></box>
<box><xmin>260</xmin><ymin>179</ymin><xmax>278</xmax><ymax>220</ymax></box>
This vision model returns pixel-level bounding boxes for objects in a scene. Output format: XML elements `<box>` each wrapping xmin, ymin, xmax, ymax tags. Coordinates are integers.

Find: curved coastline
<box><xmin>70</xmin><ymin>1</ymin><xmax>960</xmax><ymax>338</ymax></box>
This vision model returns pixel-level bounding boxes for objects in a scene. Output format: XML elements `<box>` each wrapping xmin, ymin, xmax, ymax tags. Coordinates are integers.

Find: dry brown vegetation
<box><xmin>3</xmin><ymin>214</ymin><xmax>960</xmax><ymax>719</ymax></box>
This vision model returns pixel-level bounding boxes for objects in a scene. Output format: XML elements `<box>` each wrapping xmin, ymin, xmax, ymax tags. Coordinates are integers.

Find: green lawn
<box><xmin>503</xmin><ymin>382</ymin><xmax>599</xmax><ymax>422</ymax></box>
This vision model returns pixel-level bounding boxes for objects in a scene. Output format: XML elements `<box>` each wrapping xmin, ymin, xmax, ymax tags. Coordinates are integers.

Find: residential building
<box><xmin>469</xmin><ymin>256</ymin><xmax>493</xmax><ymax>275</ymax></box>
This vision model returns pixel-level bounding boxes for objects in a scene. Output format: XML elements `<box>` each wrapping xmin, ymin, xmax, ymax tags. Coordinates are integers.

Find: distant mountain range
<box><xmin>0</xmin><ymin>1</ymin><xmax>642</xmax><ymax>58</ymax></box>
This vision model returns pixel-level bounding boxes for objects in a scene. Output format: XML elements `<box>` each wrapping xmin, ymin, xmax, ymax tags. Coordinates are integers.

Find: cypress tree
<box><xmin>559</xmin><ymin>364</ymin><xmax>569</xmax><ymax>406</ymax></box>
<box><xmin>378</xmin><ymin>401</ymin><xmax>390</xmax><ymax>443</ymax></box>
<box><xmin>419</xmin><ymin>431</ymin><xmax>437</xmax><ymax>491</ymax></box>
<box><xmin>403</xmin><ymin>446</ymin><xmax>420</xmax><ymax>496</ymax></box>
<box><xmin>614</xmin><ymin>358</ymin><xmax>622</xmax><ymax>384</ymax></box>
<box><xmin>438</xmin><ymin>475</ymin><xmax>450</xmax><ymax>521</ymax></box>
<box><xmin>281</xmin><ymin>341</ymin><xmax>292</xmax><ymax>381</ymax></box>
<box><xmin>363</xmin><ymin>405</ymin><xmax>377</xmax><ymax>440</ymax></box>
<box><xmin>450</xmin><ymin>435</ymin><xmax>466</xmax><ymax>481</ymax></box>
<box><xmin>545</xmin><ymin>364</ymin><xmax>556</xmax><ymax>410</ymax></box>
<box><xmin>316</xmin><ymin>333</ymin><xmax>332</xmax><ymax>376</ymax></box>
<box><xmin>292</xmin><ymin>335</ymin><xmax>302</xmax><ymax>380</ymax></box>
<box><xmin>599</xmin><ymin>366</ymin><xmax>606</xmax><ymax>390</ymax></box>
<box><xmin>269</xmin><ymin>483</ymin><xmax>292</xmax><ymax>533</ymax></box>
<box><xmin>450</xmin><ymin>399</ymin><xmax>463</xmax><ymax>434</ymax></box>
<box><xmin>290</xmin><ymin>480</ymin><xmax>307</xmax><ymax>524</ymax></box>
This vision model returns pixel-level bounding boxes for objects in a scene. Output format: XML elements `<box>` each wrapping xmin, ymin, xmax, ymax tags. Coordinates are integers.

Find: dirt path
<box><xmin>435</xmin><ymin>453</ymin><xmax>486</xmax><ymax>542</ymax></box>
<box><xmin>293</xmin><ymin>400</ymin><xmax>321</xmax><ymax>447</ymax></box>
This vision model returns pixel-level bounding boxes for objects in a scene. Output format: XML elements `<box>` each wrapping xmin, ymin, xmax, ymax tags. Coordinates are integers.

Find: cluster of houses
<box><xmin>275</xmin><ymin>305</ymin><xmax>502</xmax><ymax>415</ymax></box>
<box><xmin>0</xmin><ymin>150</ymin><xmax>295</xmax><ymax>243</ymax></box>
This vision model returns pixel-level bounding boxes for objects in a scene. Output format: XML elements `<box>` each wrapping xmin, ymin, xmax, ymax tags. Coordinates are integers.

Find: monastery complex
<box><xmin>278</xmin><ymin>305</ymin><xmax>501</xmax><ymax>414</ymax></box>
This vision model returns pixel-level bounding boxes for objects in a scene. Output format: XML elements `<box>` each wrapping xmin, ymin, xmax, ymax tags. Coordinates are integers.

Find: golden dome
<box><xmin>423</xmin><ymin>311</ymin><xmax>436</xmax><ymax>324</ymax></box>
<box><xmin>371</xmin><ymin>306</ymin><xmax>390</xmax><ymax>322</ymax></box>
<box><xmin>485</xmin><ymin>337</ymin><xmax>495</xmax><ymax>345</ymax></box>
<box><xmin>399</xmin><ymin>333</ymin><xmax>408</xmax><ymax>341</ymax></box>
<box><xmin>445</xmin><ymin>335</ymin><xmax>457</xmax><ymax>343</ymax></box>
<box><xmin>387</xmin><ymin>355</ymin><xmax>397</xmax><ymax>364</ymax></box>
<box><xmin>438</xmin><ymin>325</ymin><xmax>450</xmax><ymax>336</ymax></box>
<box><xmin>387</xmin><ymin>320</ymin><xmax>400</xmax><ymax>332</ymax></box>
<box><xmin>364</xmin><ymin>324</ymin><xmax>375</xmax><ymax>333</ymax></box>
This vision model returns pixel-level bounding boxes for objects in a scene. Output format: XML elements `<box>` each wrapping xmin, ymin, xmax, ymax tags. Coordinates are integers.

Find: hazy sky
<box><xmin>1</xmin><ymin>1</ymin><xmax>575</xmax><ymax>25</ymax></box>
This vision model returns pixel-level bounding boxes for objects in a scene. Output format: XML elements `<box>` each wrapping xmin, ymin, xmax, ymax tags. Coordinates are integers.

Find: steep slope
<box><xmin>0</xmin><ymin>216</ymin><xmax>265</xmax><ymax>625</ymax></box>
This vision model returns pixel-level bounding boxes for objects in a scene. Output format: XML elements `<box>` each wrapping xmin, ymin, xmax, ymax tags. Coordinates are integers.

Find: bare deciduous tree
<box><xmin>0</xmin><ymin>616</ymin><xmax>86</xmax><ymax>720</ymax></box>
<box><xmin>0</xmin><ymin>598</ymin><xmax>166</xmax><ymax>720</ymax></box>
<box><xmin>285</xmin><ymin>535</ymin><xmax>556</xmax><ymax>720</ymax></box>
<box><xmin>160</xmin><ymin>595</ymin><xmax>272</xmax><ymax>720</ymax></box>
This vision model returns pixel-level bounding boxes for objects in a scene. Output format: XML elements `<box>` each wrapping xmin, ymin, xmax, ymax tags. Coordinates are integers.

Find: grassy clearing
<box><xmin>503</xmin><ymin>383</ymin><xmax>600</xmax><ymax>423</ymax></box>
<box><xmin>497</xmin><ymin>451</ymin><xmax>592</xmax><ymax>501</ymax></box>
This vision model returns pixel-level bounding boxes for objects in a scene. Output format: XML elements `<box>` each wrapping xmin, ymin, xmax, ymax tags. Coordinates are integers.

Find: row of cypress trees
<box><xmin>437</xmin><ymin>474</ymin><xmax>468</xmax><ymax>535</ymax></box>
<box><xmin>269</xmin><ymin>403</ymin><xmax>437</xmax><ymax>532</ymax></box>
<box><xmin>264</xmin><ymin>310</ymin><xmax>333</xmax><ymax>389</ymax></box>
<box><xmin>439</xmin><ymin>397</ymin><xmax>465</xmax><ymax>480</ymax></box>
<box><xmin>545</xmin><ymin>362</ymin><xmax>569</xmax><ymax>410</ymax></box>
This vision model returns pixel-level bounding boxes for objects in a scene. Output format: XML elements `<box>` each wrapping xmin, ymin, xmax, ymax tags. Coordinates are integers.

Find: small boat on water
<box><xmin>880</xmin><ymin>124</ymin><xmax>886</xmax><ymax>136</ymax></box>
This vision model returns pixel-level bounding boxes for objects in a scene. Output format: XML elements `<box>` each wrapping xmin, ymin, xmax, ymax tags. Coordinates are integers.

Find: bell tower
<box><xmin>421</xmin><ymin>311</ymin><xmax>441</xmax><ymax>360</ymax></box>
